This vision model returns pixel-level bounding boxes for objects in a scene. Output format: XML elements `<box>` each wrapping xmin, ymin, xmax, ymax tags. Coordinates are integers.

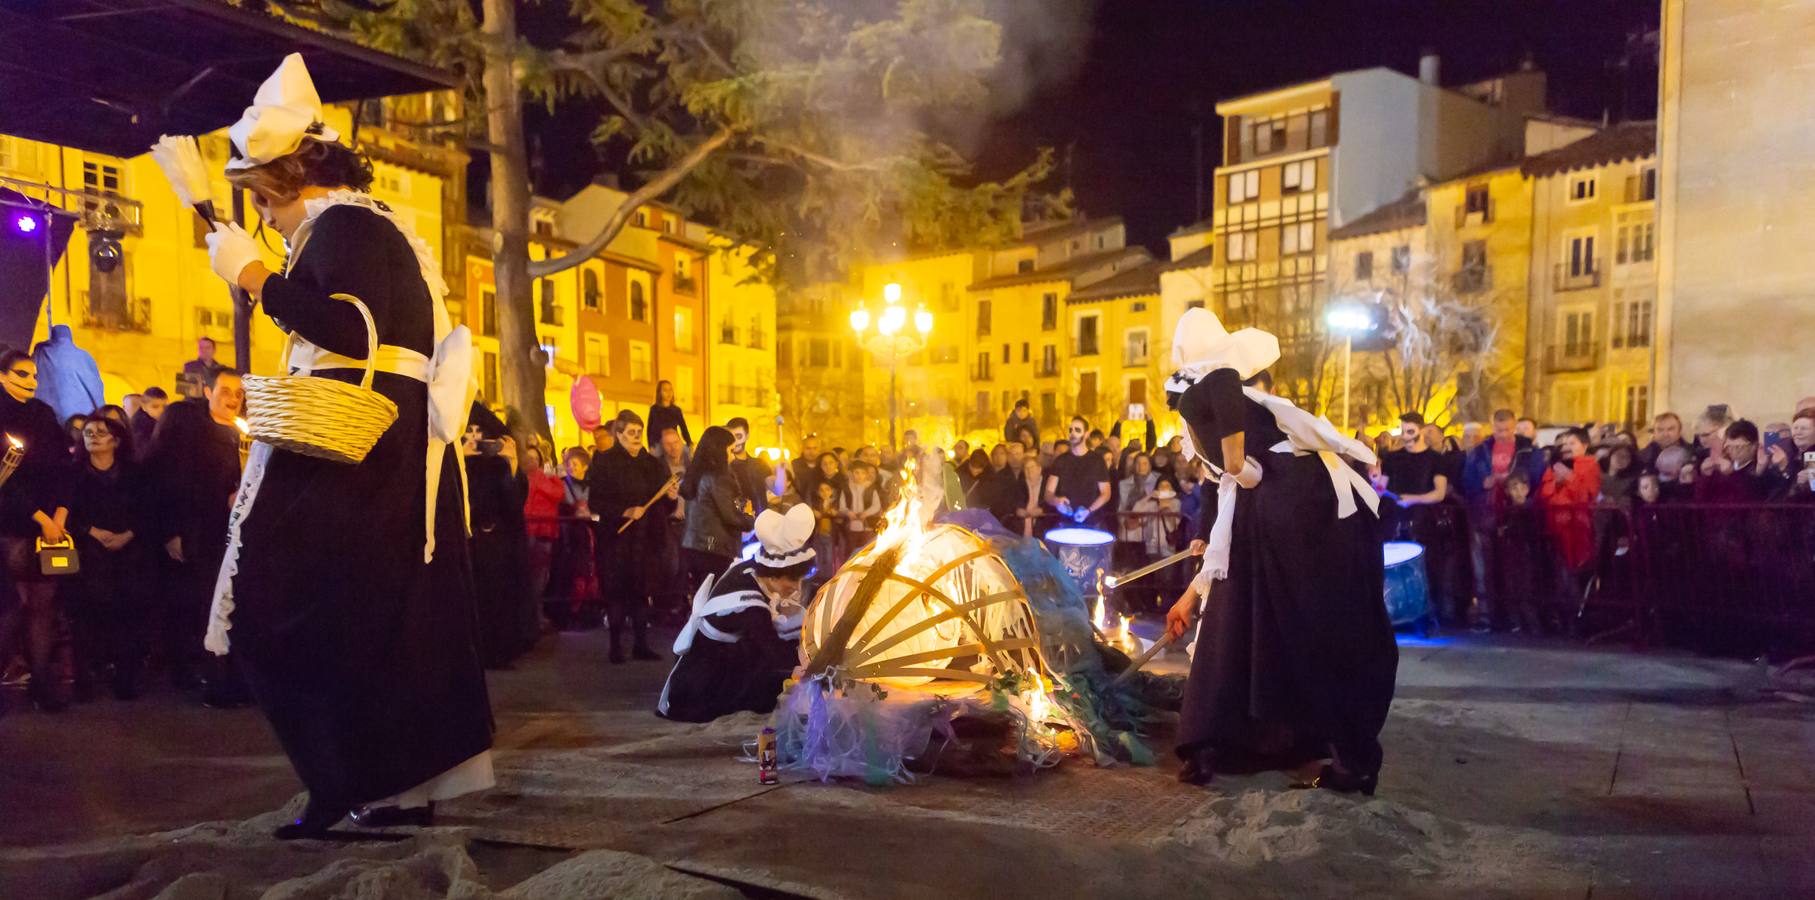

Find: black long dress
<box><xmin>222</xmin><ymin>203</ymin><xmax>493</xmax><ymax>806</ymax></box>
<box><xmin>467</xmin><ymin>451</ymin><xmax>533</xmax><ymax>667</ymax></box>
<box><xmin>1173</xmin><ymin>368</ymin><xmax>1396</xmax><ymax>778</ymax></box>
<box><xmin>656</xmin><ymin>559</ymin><xmax>798</xmax><ymax>722</ymax></box>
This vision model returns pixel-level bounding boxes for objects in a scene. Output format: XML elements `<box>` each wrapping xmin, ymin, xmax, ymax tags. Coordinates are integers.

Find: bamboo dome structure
<box><xmin>802</xmin><ymin>522</ymin><xmax>1049</xmax><ymax>691</ymax></box>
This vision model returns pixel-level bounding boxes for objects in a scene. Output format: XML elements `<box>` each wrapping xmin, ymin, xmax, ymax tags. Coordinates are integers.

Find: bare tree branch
<box><xmin>527</xmin><ymin>126</ymin><xmax>736</xmax><ymax>277</ymax></box>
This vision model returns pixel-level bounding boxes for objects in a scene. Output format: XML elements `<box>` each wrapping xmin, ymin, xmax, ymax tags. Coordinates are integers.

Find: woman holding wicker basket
<box><xmin>160</xmin><ymin>55</ymin><xmax>493</xmax><ymax>839</ymax></box>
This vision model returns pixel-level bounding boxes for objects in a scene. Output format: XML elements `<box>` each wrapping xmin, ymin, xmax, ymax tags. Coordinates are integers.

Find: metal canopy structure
<box><xmin>0</xmin><ymin>0</ymin><xmax>457</xmax><ymax>158</ymax></box>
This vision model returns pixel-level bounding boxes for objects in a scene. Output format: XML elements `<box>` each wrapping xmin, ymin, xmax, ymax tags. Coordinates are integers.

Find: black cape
<box><xmin>656</xmin><ymin>559</ymin><xmax>797</xmax><ymax>722</ymax></box>
<box><xmin>1173</xmin><ymin>368</ymin><xmax>1397</xmax><ymax>777</ymax></box>
<box><xmin>226</xmin><ymin>204</ymin><xmax>493</xmax><ymax>805</ymax></box>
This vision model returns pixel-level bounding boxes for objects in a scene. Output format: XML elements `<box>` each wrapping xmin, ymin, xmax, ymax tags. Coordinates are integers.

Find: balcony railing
<box><xmin>1072</xmin><ymin>338</ymin><xmax>1099</xmax><ymax>357</ymax></box>
<box><xmin>1454</xmin><ymin>199</ymin><xmax>1496</xmax><ymax>228</ymax></box>
<box><xmin>538</xmin><ymin>302</ymin><xmax>564</xmax><ymax>326</ymax></box>
<box><xmin>971</xmin><ymin>363</ymin><xmax>993</xmax><ymax>381</ymax></box>
<box><xmin>1555</xmin><ymin>263</ymin><xmax>1601</xmax><ymax>292</ymax></box>
<box><xmin>673</xmin><ymin>274</ymin><xmax>697</xmax><ymax>295</ymax></box>
<box><xmin>1545</xmin><ymin>344</ymin><xmax>1602</xmax><ymax>373</ymax></box>
<box><xmin>718</xmin><ymin>322</ymin><xmax>771</xmax><ymax>349</ymax></box>
<box><xmin>1123</xmin><ymin>349</ymin><xmax>1150</xmax><ymax>368</ymax></box>
<box><xmin>81</xmin><ymin>294</ymin><xmax>151</xmax><ymax>333</ymax></box>
<box><xmin>1036</xmin><ymin>362</ymin><xmax>1059</xmax><ymax>377</ymax></box>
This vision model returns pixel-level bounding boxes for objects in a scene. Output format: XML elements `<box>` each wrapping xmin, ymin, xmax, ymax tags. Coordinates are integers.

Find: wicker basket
<box><xmin>243</xmin><ymin>294</ymin><xmax>399</xmax><ymax>464</ymax></box>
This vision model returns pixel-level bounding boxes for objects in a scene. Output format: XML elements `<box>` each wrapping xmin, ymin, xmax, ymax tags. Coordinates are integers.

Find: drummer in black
<box><xmin>1161</xmin><ymin>309</ymin><xmax>1396</xmax><ymax>796</ymax></box>
<box><xmin>1044</xmin><ymin>416</ymin><xmax>1112</xmax><ymax>530</ymax></box>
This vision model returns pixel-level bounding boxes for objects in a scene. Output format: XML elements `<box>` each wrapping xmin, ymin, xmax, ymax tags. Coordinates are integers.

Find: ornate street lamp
<box><xmin>850</xmin><ymin>282</ymin><xmax>933</xmax><ymax>449</ymax></box>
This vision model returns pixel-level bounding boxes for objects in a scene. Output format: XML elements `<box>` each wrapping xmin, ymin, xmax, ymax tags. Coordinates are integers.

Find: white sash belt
<box><xmin>289</xmin><ymin>343</ymin><xmax>431</xmax><ymax>383</ymax></box>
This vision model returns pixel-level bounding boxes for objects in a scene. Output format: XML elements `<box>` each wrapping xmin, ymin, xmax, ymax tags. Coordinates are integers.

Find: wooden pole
<box><xmin>1111</xmin><ymin>629</ymin><xmax>1180</xmax><ymax>686</ymax></box>
<box><xmin>615</xmin><ymin>474</ymin><xmax>680</xmax><ymax>534</ymax></box>
<box><xmin>1103</xmin><ymin>547</ymin><xmax>1197</xmax><ymax>590</ymax></box>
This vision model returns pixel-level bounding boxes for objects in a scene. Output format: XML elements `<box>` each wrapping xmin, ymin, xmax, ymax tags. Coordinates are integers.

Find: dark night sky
<box><xmin>524</xmin><ymin>1</ymin><xmax>1661</xmax><ymax>253</ymax></box>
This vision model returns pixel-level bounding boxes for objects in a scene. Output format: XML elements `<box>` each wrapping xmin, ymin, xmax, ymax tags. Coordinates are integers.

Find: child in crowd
<box><xmin>810</xmin><ymin>480</ymin><xmax>843</xmax><ymax>575</ymax></box>
<box><xmin>1494</xmin><ymin>471</ymin><xmax>1552</xmax><ymax>634</ymax></box>
<box><xmin>838</xmin><ymin>461</ymin><xmax>884</xmax><ymax>553</ymax></box>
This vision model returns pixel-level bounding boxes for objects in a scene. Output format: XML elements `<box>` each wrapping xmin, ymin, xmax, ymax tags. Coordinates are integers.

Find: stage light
<box><xmin>88</xmin><ymin>227</ymin><xmax>124</xmax><ymax>274</ymax></box>
<box><xmin>13</xmin><ymin>215</ymin><xmax>37</xmax><ymax>235</ymax></box>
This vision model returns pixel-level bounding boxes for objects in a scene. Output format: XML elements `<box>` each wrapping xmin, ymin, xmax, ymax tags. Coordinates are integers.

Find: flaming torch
<box><xmin>234</xmin><ymin>418</ymin><xmax>251</xmax><ymax>468</ymax></box>
<box><xmin>0</xmin><ymin>434</ymin><xmax>23</xmax><ymax>490</ymax></box>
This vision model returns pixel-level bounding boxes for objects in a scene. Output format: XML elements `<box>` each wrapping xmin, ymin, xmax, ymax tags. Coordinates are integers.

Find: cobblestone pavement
<box><xmin>3</xmin><ymin>628</ymin><xmax>1812</xmax><ymax>898</ymax></box>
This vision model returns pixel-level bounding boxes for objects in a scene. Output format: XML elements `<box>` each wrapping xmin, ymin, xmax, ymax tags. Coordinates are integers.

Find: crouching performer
<box><xmin>657</xmin><ymin>505</ymin><xmax>815</xmax><ymax>722</ymax></box>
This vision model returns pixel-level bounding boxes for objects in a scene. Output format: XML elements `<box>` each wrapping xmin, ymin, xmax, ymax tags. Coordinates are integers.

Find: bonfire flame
<box><xmin>1025</xmin><ymin>671</ymin><xmax>1052</xmax><ymax>727</ymax></box>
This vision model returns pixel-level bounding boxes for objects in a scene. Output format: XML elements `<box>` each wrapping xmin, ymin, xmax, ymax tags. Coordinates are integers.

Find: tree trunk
<box><xmin>482</xmin><ymin>0</ymin><xmax>549</xmax><ymax>441</ymax></box>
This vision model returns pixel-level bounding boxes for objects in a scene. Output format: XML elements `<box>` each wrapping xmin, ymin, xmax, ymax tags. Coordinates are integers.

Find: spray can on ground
<box><xmin>757</xmin><ymin>727</ymin><xmax>778</xmax><ymax>784</ymax></box>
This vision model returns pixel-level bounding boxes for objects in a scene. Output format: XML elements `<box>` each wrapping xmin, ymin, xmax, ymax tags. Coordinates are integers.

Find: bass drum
<box><xmin>1383</xmin><ymin>540</ymin><xmax>1433</xmax><ymax>636</ymax></box>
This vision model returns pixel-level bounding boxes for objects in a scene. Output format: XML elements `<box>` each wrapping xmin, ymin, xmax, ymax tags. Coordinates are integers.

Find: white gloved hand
<box><xmin>205</xmin><ymin>223</ymin><xmax>261</xmax><ymax>288</ymax></box>
<box><xmin>1232</xmin><ymin>456</ymin><xmax>1263</xmax><ymax>489</ymax></box>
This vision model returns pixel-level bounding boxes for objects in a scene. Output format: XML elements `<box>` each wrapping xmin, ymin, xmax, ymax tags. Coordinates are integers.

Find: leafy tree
<box><xmin>347</xmin><ymin>0</ymin><xmax>1058</xmax><ymax>439</ymax></box>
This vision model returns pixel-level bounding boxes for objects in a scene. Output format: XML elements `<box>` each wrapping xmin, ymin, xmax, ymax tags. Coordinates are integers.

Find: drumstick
<box><xmin>1102</xmin><ymin>547</ymin><xmax>1198</xmax><ymax>589</ymax></box>
<box><xmin>1111</xmin><ymin>629</ymin><xmax>1180</xmax><ymax>686</ymax></box>
<box><xmin>616</xmin><ymin>474</ymin><xmax>681</xmax><ymax>534</ymax></box>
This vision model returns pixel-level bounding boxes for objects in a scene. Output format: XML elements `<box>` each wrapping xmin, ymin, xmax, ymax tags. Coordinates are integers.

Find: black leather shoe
<box><xmin>349</xmin><ymin>803</ymin><xmax>434</xmax><ymax>829</ymax></box>
<box><xmin>1177</xmin><ymin>749</ymin><xmax>1216</xmax><ymax>786</ymax></box>
<box><xmin>273</xmin><ymin>798</ymin><xmax>352</xmax><ymax>840</ymax></box>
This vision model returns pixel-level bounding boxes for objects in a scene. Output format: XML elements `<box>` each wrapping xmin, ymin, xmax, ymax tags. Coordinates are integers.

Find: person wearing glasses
<box><xmin>0</xmin><ymin>351</ymin><xmax>72</xmax><ymax>713</ymax></box>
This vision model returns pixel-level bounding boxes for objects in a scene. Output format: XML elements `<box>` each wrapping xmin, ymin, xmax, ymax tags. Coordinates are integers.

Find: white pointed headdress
<box><xmin>753</xmin><ymin>504</ymin><xmax>817</xmax><ymax>571</ymax></box>
<box><xmin>226</xmin><ymin>53</ymin><xmax>343</xmax><ymax>171</ymax></box>
<box><xmin>1164</xmin><ymin>307</ymin><xmax>1281</xmax><ymax>395</ymax></box>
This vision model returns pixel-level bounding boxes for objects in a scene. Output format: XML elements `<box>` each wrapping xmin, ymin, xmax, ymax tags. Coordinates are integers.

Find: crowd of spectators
<box><xmin>0</xmin><ymin>336</ymin><xmax>252</xmax><ymax>715</ymax></box>
<box><xmin>7</xmin><ymin>331</ymin><xmax>1808</xmax><ymax>717</ymax></box>
<box><xmin>1370</xmin><ymin>398</ymin><xmax>1815</xmax><ymax>648</ymax></box>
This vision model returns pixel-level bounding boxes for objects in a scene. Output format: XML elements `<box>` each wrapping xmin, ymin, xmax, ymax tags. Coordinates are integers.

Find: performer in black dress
<box><xmin>193</xmin><ymin>55</ymin><xmax>492</xmax><ymax>837</ymax></box>
<box><xmin>657</xmin><ymin>504</ymin><xmax>814</xmax><ymax>722</ymax></box>
<box><xmin>1161</xmin><ymin>309</ymin><xmax>1395</xmax><ymax>795</ymax></box>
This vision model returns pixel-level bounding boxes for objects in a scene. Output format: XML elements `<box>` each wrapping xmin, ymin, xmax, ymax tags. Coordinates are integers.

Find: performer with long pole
<box><xmin>1161</xmin><ymin>308</ymin><xmax>1395</xmax><ymax>796</ymax></box>
<box><xmin>177</xmin><ymin>55</ymin><xmax>492</xmax><ymax>838</ymax></box>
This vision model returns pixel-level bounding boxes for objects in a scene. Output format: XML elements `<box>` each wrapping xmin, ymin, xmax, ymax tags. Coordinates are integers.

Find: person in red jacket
<box><xmin>1541</xmin><ymin>428</ymin><xmax>1601</xmax><ymax>627</ymax></box>
<box><xmin>522</xmin><ymin>443</ymin><xmax>565</xmax><ymax>614</ymax></box>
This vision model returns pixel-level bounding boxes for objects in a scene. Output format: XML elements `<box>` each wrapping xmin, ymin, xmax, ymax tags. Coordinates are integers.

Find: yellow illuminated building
<box><xmin>1523</xmin><ymin>123</ymin><xmax>1658</xmax><ymax>430</ymax></box>
<box><xmin>1326</xmin><ymin>162</ymin><xmax>1535</xmax><ymax>427</ymax></box>
<box><xmin>462</xmin><ymin>187</ymin><xmax>779</xmax><ymax>454</ymax></box>
<box><xmin>842</xmin><ymin>217</ymin><xmax>1158</xmax><ymax>451</ymax></box>
<box><xmin>1202</xmin><ymin>59</ymin><xmax>1543</xmax><ymax>417</ymax></box>
<box><xmin>0</xmin><ymin>93</ymin><xmax>463</xmax><ymax>404</ymax></box>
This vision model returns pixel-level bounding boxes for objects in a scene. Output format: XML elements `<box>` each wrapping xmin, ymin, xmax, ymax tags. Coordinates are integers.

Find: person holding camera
<box><xmin>1765</xmin><ymin>408</ymin><xmax>1815</xmax><ymax>498</ymax></box>
<box><xmin>464</xmin><ymin>408</ymin><xmax>533</xmax><ymax>668</ymax></box>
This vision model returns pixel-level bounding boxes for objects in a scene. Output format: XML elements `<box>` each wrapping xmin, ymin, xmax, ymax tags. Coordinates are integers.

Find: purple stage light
<box><xmin>12</xmin><ymin>214</ymin><xmax>36</xmax><ymax>234</ymax></box>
